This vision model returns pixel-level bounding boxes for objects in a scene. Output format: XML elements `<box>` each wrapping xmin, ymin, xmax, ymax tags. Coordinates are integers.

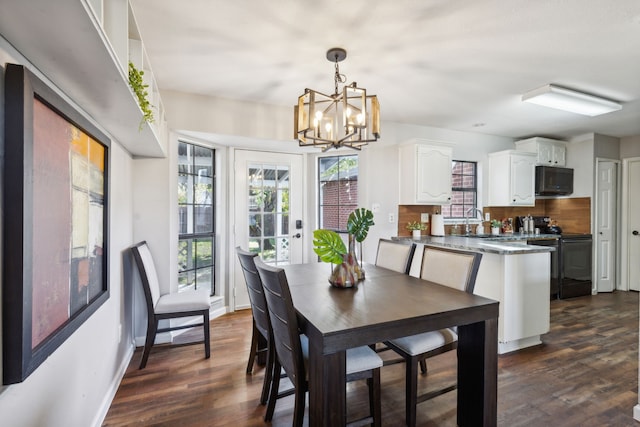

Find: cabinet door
<box><xmin>552</xmin><ymin>144</ymin><xmax>566</xmax><ymax>166</ymax></box>
<box><xmin>537</xmin><ymin>142</ymin><xmax>554</xmax><ymax>165</ymax></box>
<box><xmin>416</xmin><ymin>146</ymin><xmax>452</xmax><ymax>204</ymax></box>
<box><xmin>509</xmin><ymin>155</ymin><xmax>535</xmax><ymax>205</ymax></box>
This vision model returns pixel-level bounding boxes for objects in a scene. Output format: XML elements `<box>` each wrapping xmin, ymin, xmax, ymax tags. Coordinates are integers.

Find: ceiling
<box><xmin>129</xmin><ymin>0</ymin><xmax>640</xmax><ymax>141</ymax></box>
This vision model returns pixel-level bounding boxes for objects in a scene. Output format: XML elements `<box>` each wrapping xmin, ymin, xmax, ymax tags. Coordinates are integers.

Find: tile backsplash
<box><xmin>398</xmin><ymin>197</ymin><xmax>591</xmax><ymax>236</ymax></box>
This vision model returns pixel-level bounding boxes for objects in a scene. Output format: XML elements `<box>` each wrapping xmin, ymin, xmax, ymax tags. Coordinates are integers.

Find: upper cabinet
<box><xmin>0</xmin><ymin>0</ymin><xmax>167</xmax><ymax>158</ymax></box>
<box><xmin>488</xmin><ymin>150</ymin><xmax>536</xmax><ymax>207</ymax></box>
<box><xmin>515</xmin><ymin>137</ymin><xmax>566</xmax><ymax>167</ymax></box>
<box><xmin>399</xmin><ymin>142</ymin><xmax>452</xmax><ymax>205</ymax></box>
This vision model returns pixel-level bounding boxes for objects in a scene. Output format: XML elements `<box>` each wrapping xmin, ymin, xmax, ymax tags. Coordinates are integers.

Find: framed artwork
<box><xmin>2</xmin><ymin>64</ymin><xmax>110</xmax><ymax>384</ymax></box>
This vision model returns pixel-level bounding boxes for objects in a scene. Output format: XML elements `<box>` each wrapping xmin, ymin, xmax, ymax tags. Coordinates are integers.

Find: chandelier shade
<box><xmin>294</xmin><ymin>48</ymin><xmax>380</xmax><ymax>151</ymax></box>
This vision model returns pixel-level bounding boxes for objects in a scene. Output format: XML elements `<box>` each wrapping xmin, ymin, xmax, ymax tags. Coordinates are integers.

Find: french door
<box><xmin>233</xmin><ymin>150</ymin><xmax>304</xmax><ymax>310</ymax></box>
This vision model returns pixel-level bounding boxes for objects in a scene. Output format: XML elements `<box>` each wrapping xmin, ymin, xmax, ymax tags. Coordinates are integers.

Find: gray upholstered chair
<box><xmin>374</xmin><ymin>238</ymin><xmax>416</xmax><ymax>274</ymax></box>
<box><xmin>131</xmin><ymin>241</ymin><xmax>211</xmax><ymax>369</ymax></box>
<box><xmin>384</xmin><ymin>246</ymin><xmax>483</xmax><ymax>427</ymax></box>
<box><xmin>254</xmin><ymin>258</ymin><xmax>383</xmax><ymax>427</ymax></box>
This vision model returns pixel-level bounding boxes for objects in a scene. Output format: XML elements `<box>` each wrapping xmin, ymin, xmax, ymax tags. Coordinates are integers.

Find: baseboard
<box><xmin>91</xmin><ymin>341</ymin><xmax>135</xmax><ymax>427</ymax></box>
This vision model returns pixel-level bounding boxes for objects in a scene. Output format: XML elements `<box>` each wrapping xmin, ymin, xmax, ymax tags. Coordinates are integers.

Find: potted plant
<box><xmin>490</xmin><ymin>219</ymin><xmax>502</xmax><ymax>235</ymax></box>
<box><xmin>406</xmin><ymin>221</ymin><xmax>427</xmax><ymax>239</ymax></box>
<box><xmin>313</xmin><ymin>208</ymin><xmax>374</xmax><ymax>287</ymax></box>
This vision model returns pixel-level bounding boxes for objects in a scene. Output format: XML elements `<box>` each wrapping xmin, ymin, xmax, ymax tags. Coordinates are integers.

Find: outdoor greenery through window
<box><xmin>441</xmin><ymin>160</ymin><xmax>477</xmax><ymax>219</ymax></box>
<box><xmin>178</xmin><ymin>142</ymin><xmax>215</xmax><ymax>295</ymax></box>
<box><xmin>318</xmin><ymin>155</ymin><xmax>358</xmax><ymax>232</ymax></box>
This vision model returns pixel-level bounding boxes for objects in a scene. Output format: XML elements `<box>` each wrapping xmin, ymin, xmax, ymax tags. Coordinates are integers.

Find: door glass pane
<box><xmin>247</xmin><ymin>162</ymin><xmax>291</xmax><ymax>265</ymax></box>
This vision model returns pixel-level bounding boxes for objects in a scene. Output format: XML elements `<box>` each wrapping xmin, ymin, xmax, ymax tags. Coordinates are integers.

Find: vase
<box><xmin>491</xmin><ymin>227</ymin><xmax>500</xmax><ymax>235</ymax></box>
<box><xmin>328</xmin><ymin>234</ymin><xmax>364</xmax><ymax>287</ymax></box>
<box><xmin>412</xmin><ymin>229</ymin><xmax>421</xmax><ymax>239</ymax></box>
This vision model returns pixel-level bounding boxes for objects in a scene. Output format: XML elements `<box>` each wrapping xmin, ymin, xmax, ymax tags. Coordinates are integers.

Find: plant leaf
<box><xmin>347</xmin><ymin>208</ymin><xmax>375</xmax><ymax>242</ymax></box>
<box><xmin>312</xmin><ymin>229</ymin><xmax>347</xmax><ymax>264</ymax></box>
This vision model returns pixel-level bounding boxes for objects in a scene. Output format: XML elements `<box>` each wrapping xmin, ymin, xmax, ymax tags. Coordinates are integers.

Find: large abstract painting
<box><xmin>3</xmin><ymin>64</ymin><xmax>110</xmax><ymax>384</ymax></box>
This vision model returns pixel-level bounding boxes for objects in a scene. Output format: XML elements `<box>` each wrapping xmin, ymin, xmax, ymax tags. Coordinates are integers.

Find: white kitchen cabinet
<box><xmin>516</xmin><ymin>137</ymin><xmax>567</xmax><ymax>166</ymax></box>
<box><xmin>487</xmin><ymin>150</ymin><xmax>536</xmax><ymax>206</ymax></box>
<box><xmin>473</xmin><ymin>251</ymin><xmax>551</xmax><ymax>354</ymax></box>
<box><xmin>399</xmin><ymin>143</ymin><xmax>452</xmax><ymax>205</ymax></box>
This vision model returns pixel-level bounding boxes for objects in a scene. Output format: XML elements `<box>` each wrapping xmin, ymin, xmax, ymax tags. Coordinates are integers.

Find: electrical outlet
<box><xmin>485</xmin><ymin>212</ymin><xmax>491</xmax><ymax>221</ymax></box>
<box><xmin>388</xmin><ymin>213</ymin><xmax>395</xmax><ymax>223</ymax></box>
<box><xmin>421</xmin><ymin>213</ymin><xmax>429</xmax><ymax>222</ymax></box>
<box><xmin>371</xmin><ymin>203</ymin><xmax>380</xmax><ymax>213</ymax></box>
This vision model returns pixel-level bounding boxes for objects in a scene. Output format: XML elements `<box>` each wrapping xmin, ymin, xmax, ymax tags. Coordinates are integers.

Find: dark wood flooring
<box><xmin>103</xmin><ymin>291</ymin><xmax>639</xmax><ymax>426</ymax></box>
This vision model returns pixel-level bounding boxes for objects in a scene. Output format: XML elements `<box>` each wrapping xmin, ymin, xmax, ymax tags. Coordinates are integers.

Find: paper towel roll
<box><xmin>431</xmin><ymin>214</ymin><xmax>445</xmax><ymax>236</ymax></box>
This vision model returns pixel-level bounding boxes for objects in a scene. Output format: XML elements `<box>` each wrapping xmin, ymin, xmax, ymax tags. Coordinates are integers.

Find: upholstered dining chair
<box><xmin>374</xmin><ymin>238</ymin><xmax>417</xmax><ymax>274</ymax></box>
<box><xmin>235</xmin><ymin>247</ymin><xmax>274</xmax><ymax>406</ymax></box>
<box><xmin>254</xmin><ymin>258</ymin><xmax>383</xmax><ymax>427</ymax></box>
<box><xmin>384</xmin><ymin>246</ymin><xmax>483</xmax><ymax>427</ymax></box>
<box><xmin>131</xmin><ymin>241</ymin><xmax>211</xmax><ymax>369</ymax></box>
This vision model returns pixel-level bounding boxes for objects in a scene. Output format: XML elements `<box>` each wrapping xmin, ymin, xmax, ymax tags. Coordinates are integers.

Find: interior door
<box><xmin>595</xmin><ymin>160</ymin><xmax>617</xmax><ymax>292</ymax></box>
<box><xmin>626</xmin><ymin>158</ymin><xmax>640</xmax><ymax>291</ymax></box>
<box><xmin>233</xmin><ymin>150</ymin><xmax>304</xmax><ymax>310</ymax></box>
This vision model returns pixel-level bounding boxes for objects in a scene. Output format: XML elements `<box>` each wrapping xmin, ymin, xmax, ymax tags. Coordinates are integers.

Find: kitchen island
<box><xmin>394</xmin><ymin>234</ymin><xmax>556</xmax><ymax>354</ymax></box>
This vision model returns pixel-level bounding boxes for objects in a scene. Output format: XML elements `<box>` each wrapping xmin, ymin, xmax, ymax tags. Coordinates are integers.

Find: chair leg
<box><xmin>405</xmin><ymin>355</ymin><xmax>419</xmax><ymax>427</ymax></box>
<box><xmin>260</xmin><ymin>341</ymin><xmax>274</xmax><ymax>405</ymax></box>
<box><xmin>203</xmin><ymin>310</ymin><xmax>210</xmax><ymax>359</ymax></box>
<box><xmin>139</xmin><ymin>316</ymin><xmax>158</xmax><ymax>369</ymax></box>
<box><xmin>265</xmin><ymin>359</ymin><xmax>281</xmax><ymax>422</ymax></box>
<box><xmin>419</xmin><ymin>358</ymin><xmax>427</xmax><ymax>375</ymax></box>
<box><xmin>369</xmin><ymin>369</ymin><xmax>381</xmax><ymax>427</ymax></box>
<box><xmin>292</xmin><ymin>384</ymin><xmax>306</xmax><ymax>427</ymax></box>
<box><xmin>246</xmin><ymin>321</ymin><xmax>259</xmax><ymax>374</ymax></box>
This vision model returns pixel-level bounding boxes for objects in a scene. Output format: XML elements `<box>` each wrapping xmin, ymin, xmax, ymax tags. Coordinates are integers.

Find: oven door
<box><xmin>560</xmin><ymin>237</ymin><xmax>593</xmax><ymax>299</ymax></box>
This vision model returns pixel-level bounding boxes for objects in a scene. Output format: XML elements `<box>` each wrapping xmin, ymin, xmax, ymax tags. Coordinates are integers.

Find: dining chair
<box><xmin>131</xmin><ymin>241</ymin><xmax>211</xmax><ymax>369</ymax></box>
<box><xmin>235</xmin><ymin>247</ymin><xmax>274</xmax><ymax>405</ymax></box>
<box><xmin>254</xmin><ymin>258</ymin><xmax>383</xmax><ymax>427</ymax></box>
<box><xmin>384</xmin><ymin>246</ymin><xmax>483</xmax><ymax>427</ymax></box>
<box><xmin>374</xmin><ymin>238</ymin><xmax>416</xmax><ymax>274</ymax></box>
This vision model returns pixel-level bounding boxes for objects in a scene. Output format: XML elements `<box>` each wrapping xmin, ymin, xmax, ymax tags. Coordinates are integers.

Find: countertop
<box><xmin>393</xmin><ymin>233</ymin><xmax>558</xmax><ymax>255</ymax></box>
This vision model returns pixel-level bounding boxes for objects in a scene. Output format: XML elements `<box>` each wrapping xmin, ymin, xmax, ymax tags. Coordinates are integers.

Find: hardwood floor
<box><xmin>103</xmin><ymin>291</ymin><xmax>639</xmax><ymax>426</ymax></box>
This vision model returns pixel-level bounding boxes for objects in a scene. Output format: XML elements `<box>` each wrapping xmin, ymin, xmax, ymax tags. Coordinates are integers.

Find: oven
<box><xmin>559</xmin><ymin>234</ymin><xmax>593</xmax><ymax>299</ymax></box>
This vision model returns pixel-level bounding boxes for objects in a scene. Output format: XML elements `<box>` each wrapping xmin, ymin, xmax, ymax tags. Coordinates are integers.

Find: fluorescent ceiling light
<box><xmin>522</xmin><ymin>84</ymin><xmax>621</xmax><ymax>116</ymax></box>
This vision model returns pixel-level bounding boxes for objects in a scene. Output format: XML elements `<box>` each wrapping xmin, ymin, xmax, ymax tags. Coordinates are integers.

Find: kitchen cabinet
<box><xmin>516</xmin><ymin>137</ymin><xmax>567</xmax><ymax>166</ymax></box>
<box><xmin>487</xmin><ymin>150</ymin><xmax>536</xmax><ymax>206</ymax></box>
<box><xmin>399</xmin><ymin>143</ymin><xmax>453</xmax><ymax>205</ymax></box>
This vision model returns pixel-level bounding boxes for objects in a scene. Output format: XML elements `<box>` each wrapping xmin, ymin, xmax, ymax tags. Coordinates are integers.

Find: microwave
<box><xmin>535</xmin><ymin>166</ymin><xmax>573</xmax><ymax>196</ymax></box>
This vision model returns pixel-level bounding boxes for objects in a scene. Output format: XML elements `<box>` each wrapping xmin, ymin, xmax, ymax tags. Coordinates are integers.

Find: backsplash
<box><xmin>397</xmin><ymin>197</ymin><xmax>591</xmax><ymax>236</ymax></box>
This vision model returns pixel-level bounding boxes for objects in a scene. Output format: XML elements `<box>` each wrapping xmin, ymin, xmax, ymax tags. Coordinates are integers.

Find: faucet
<box><xmin>465</xmin><ymin>208</ymin><xmax>484</xmax><ymax>234</ymax></box>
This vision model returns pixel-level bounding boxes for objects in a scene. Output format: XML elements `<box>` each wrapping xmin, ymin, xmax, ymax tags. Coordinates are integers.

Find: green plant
<box><xmin>128</xmin><ymin>62</ymin><xmax>154</xmax><ymax>129</ymax></box>
<box><xmin>312</xmin><ymin>229</ymin><xmax>347</xmax><ymax>264</ymax></box>
<box><xmin>406</xmin><ymin>221</ymin><xmax>427</xmax><ymax>231</ymax></box>
<box><xmin>347</xmin><ymin>208</ymin><xmax>375</xmax><ymax>242</ymax></box>
<box><xmin>490</xmin><ymin>219</ymin><xmax>502</xmax><ymax>228</ymax></box>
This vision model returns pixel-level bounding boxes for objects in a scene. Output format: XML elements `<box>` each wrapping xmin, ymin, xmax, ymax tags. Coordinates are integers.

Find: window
<box><xmin>318</xmin><ymin>155</ymin><xmax>358</xmax><ymax>232</ymax></box>
<box><xmin>178</xmin><ymin>142</ymin><xmax>215</xmax><ymax>295</ymax></box>
<box><xmin>441</xmin><ymin>160</ymin><xmax>477</xmax><ymax>219</ymax></box>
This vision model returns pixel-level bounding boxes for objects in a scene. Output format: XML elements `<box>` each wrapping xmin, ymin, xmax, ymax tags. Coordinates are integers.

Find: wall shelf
<box><xmin>0</xmin><ymin>0</ymin><xmax>167</xmax><ymax>158</ymax></box>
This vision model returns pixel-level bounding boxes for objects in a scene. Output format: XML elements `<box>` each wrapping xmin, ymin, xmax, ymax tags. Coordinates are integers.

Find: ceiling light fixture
<box><xmin>522</xmin><ymin>84</ymin><xmax>622</xmax><ymax>116</ymax></box>
<box><xmin>294</xmin><ymin>48</ymin><xmax>380</xmax><ymax>151</ymax></box>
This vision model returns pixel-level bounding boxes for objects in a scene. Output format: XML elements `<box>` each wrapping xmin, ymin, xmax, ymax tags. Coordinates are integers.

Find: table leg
<box><xmin>307</xmin><ymin>344</ymin><xmax>347</xmax><ymax>427</ymax></box>
<box><xmin>457</xmin><ymin>317</ymin><xmax>498</xmax><ymax>427</ymax></box>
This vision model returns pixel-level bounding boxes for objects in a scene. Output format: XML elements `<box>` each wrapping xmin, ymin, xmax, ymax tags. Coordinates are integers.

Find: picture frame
<box><xmin>3</xmin><ymin>64</ymin><xmax>110</xmax><ymax>384</ymax></box>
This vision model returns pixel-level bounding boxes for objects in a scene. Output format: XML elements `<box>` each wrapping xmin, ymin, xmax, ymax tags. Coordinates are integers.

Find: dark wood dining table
<box><xmin>282</xmin><ymin>262</ymin><xmax>499</xmax><ymax>427</ymax></box>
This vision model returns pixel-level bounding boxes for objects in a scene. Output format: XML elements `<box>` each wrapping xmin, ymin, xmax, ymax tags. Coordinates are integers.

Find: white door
<box><xmin>233</xmin><ymin>150</ymin><xmax>304</xmax><ymax>310</ymax></box>
<box><xmin>625</xmin><ymin>158</ymin><xmax>640</xmax><ymax>291</ymax></box>
<box><xmin>595</xmin><ymin>160</ymin><xmax>617</xmax><ymax>292</ymax></box>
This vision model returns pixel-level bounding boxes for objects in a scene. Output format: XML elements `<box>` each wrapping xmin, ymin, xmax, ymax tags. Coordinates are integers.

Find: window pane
<box><xmin>195</xmin><ymin>238</ymin><xmax>213</xmax><ymax>268</ymax></box>
<box><xmin>263</xmin><ymin>213</ymin><xmax>275</xmax><ymax>237</ymax></box>
<box><xmin>195</xmin><ymin>267</ymin><xmax>212</xmax><ymax>294</ymax></box>
<box><xmin>279</xmin><ymin>213</ymin><xmax>289</xmax><ymax>235</ymax></box>
<box><xmin>194</xmin><ymin>176</ymin><xmax>212</xmax><ymax>204</ymax></box>
<box><xmin>318</xmin><ymin>155</ymin><xmax>358</xmax><ymax>231</ymax></box>
<box><xmin>194</xmin><ymin>206</ymin><xmax>213</xmax><ymax>233</ymax></box>
<box><xmin>178</xmin><ymin>238</ymin><xmax>193</xmax><ymax>272</ymax></box>
<box><xmin>193</xmin><ymin>145</ymin><xmax>213</xmax><ymax>177</ymax></box>
<box><xmin>262</xmin><ymin>238</ymin><xmax>276</xmax><ymax>262</ymax></box>
<box><xmin>249</xmin><ymin>214</ymin><xmax>262</xmax><ymax>237</ymax></box>
<box><xmin>277</xmin><ymin>237</ymin><xmax>290</xmax><ymax>263</ymax></box>
<box><xmin>178</xmin><ymin>270</ymin><xmax>195</xmax><ymax>292</ymax></box>
<box><xmin>178</xmin><ymin>142</ymin><xmax>192</xmax><ymax>174</ymax></box>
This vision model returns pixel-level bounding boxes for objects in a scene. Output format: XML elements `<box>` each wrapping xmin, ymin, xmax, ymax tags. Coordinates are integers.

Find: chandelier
<box><xmin>294</xmin><ymin>48</ymin><xmax>380</xmax><ymax>151</ymax></box>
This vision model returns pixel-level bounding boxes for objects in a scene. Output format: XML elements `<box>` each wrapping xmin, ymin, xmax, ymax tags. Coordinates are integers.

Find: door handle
<box><xmin>293</xmin><ymin>233</ymin><xmax>301</xmax><ymax>238</ymax></box>
<box><xmin>633</xmin><ymin>230</ymin><xmax>639</xmax><ymax>236</ymax></box>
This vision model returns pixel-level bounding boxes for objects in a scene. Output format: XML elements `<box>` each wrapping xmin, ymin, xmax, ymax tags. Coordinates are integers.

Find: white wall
<box><xmin>0</xmin><ymin>40</ymin><xmax>136</xmax><ymax>427</ymax></box>
<box><xmin>621</xmin><ymin>135</ymin><xmax>640</xmax><ymax>158</ymax></box>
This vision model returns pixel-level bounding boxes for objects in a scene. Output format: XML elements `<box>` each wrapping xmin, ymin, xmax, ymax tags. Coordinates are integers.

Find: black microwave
<box><xmin>535</xmin><ymin>166</ymin><xmax>573</xmax><ymax>196</ymax></box>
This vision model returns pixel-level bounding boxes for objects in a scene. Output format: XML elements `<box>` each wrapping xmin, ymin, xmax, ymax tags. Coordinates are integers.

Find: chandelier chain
<box><xmin>333</xmin><ymin>56</ymin><xmax>346</xmax><ymax>96</ymax></box>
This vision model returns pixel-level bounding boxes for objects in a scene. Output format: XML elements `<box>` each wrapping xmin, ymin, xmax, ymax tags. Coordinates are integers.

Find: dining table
<box><xmin>282</xmin><ymin>262</ymin><xmax>499</xmax><ymax>427</ymax></box>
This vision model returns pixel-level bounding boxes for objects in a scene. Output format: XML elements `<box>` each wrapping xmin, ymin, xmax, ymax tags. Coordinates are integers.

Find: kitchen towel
<box><xmin>431</xmin><ymin>214</ymin><xmax>445</xmax><ymax>236</ymax></box>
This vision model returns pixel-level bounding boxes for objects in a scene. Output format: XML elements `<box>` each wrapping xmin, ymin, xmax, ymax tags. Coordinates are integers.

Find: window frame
<box><xmin>442</xmin><ymin>160</ymin><xmax>479</xmax><ymax>221</ymax></box>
